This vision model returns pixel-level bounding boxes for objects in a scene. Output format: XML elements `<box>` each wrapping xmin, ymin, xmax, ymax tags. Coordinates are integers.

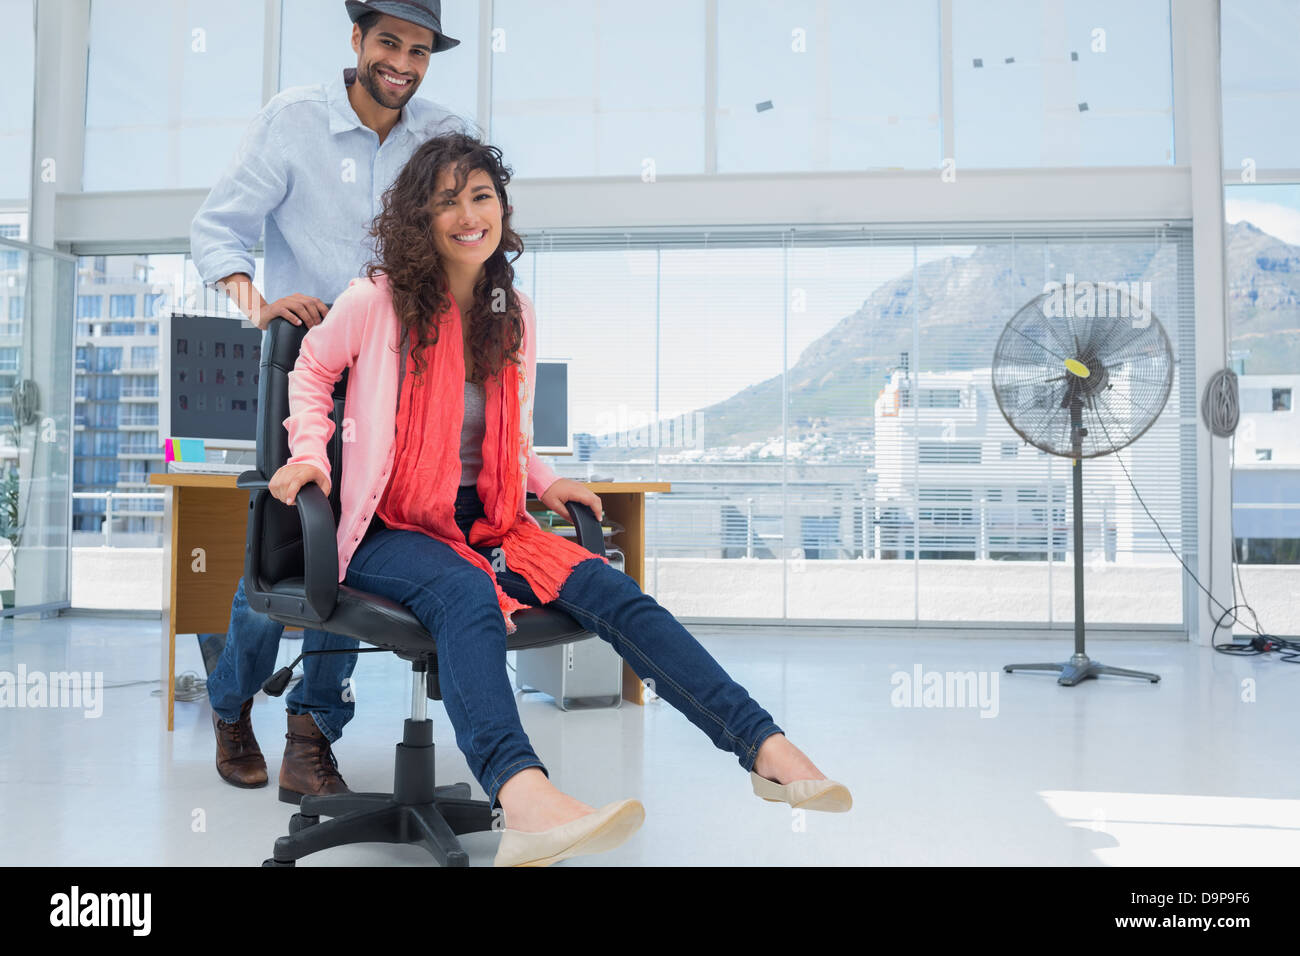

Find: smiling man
<box><xmin>189</xmin><ymin>0</ymin><xmax>469</xmax><ymax>803</ymax></box>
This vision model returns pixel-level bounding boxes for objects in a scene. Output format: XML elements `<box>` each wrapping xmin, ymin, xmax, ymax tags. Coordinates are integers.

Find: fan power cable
<box><xmin>1201</xmin><ymin>368</ymin><xmax>1240</xmax><ymax>437</ymax></box>
<box><xmin>1091</xmin><ymin>381</ymin><xmax>1293</xmax><ymax>661</ymax></box>
<box><xmin>1199</xmin><ymin>368</ymin><xmax>1288</xmax><ymax>654</ymax></box>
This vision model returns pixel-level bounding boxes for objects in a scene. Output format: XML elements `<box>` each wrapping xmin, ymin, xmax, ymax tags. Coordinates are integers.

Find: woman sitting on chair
<box><xmin>269</xmin><ymin>131</ymin><xmax>851</xmax><ymax>867</ymax></box>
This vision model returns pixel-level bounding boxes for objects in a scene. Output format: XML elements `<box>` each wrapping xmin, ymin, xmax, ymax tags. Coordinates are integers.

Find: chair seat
<box><xmin>266</xmin><ymin>578</ymin><xmax>593</xmax><ymax>658</ymax></box>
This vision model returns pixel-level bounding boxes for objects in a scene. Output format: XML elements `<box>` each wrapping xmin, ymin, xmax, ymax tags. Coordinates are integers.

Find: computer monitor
<box><xmin>160</xmin><ymin>312</ymin><xmax>263</xmax><ymax>459</ymax></box>
<box><xmin>533</xmin><ymin>359</ymin><xmax>572</xmax><ymax>456</ymax></box>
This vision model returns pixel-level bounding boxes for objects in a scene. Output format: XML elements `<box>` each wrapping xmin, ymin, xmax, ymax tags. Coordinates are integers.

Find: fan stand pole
<box><xmin>1004</xmin><ymin>399</ymin><xmax>1160</xmax><ymax>685</ymax></box>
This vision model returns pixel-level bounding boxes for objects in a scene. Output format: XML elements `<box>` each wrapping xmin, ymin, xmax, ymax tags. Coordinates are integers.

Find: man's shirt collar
<box><xmin>327</xmin><ymin>68</ymin><xmax>362</xmax><ymax>135</ymax></box>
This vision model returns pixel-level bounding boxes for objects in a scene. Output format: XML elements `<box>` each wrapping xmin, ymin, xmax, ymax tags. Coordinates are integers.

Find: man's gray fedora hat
<box><xmin>344</xmin><ymin>0</ymin><xmax>461</xmax><ymax>52</ymax></box>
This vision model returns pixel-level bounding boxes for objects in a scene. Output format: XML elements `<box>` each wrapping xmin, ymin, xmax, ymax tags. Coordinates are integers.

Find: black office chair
<box><xmin>237</xmin><ymin>316</ymin><xmax>607</xmax><ymax>867</ymax></box>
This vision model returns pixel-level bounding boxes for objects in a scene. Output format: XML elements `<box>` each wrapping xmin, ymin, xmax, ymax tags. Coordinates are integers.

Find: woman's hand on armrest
<box><xmin>269</xmin><ymin>463</ymin><xmax>331</xmax><ymax>506</ymax></box>
<box><xmin>538</xmin><ymin>477</ymin><xmax>602</xmax><ymax>521</ymax></box>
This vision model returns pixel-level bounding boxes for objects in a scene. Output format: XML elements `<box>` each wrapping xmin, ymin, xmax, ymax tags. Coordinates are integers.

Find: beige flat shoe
<box><xmin>751</xmin><ymin>770</ymin><xmax>853</xmax><ymax>812</ymax></box>
<box><xmin>494</xmin><ymin>798</ymin><xmax>645</xmax><ymax>867</ymax></box>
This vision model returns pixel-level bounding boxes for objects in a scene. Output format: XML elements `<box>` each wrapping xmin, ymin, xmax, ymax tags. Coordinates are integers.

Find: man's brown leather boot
<box><xmin>278</xmin><ymin>712</ymin><xmax>351</xmax><ymax>804</ymax></box>
<box><xmin>213</xmin><ymin>697</ymin><xmax>268</xmax><ymax>788</ymax></box>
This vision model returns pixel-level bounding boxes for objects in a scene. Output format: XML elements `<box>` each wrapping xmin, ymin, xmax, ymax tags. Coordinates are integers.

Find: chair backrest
<box><xmin>250</xmin><ymin>318</ymin><xmax>348</xmax><ymax>588</ymax></box>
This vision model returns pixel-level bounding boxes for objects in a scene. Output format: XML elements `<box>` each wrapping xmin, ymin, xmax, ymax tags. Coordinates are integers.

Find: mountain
<box><xmin>1225</xmin><ymin>219</ymin><xmax>1300</xmax><ymax>372</ymax></box>
<box><xmin>588</xmin><ymin>222</ymin><xmax>1300</xmax><ymax>457</ymax></box>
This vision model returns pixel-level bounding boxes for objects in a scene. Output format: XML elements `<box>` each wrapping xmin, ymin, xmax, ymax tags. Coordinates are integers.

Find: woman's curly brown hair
<box><xmin>362</xmin><ymin>132</ymin><xmax>525</xmax><ymax>385</ymax></box>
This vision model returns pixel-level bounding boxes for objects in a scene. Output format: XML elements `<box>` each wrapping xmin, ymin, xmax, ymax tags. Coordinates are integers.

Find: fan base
<box><xmin>1004</xmin><ymin>652</ymin><xmax>1160</xmax><ymax>686</ymax></box>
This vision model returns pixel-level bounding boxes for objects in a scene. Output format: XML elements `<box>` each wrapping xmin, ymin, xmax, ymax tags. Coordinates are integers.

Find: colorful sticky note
<box><xmin>167</xmin><ymin>438</ymin><xmax>206</xmax><ymax>462</ymax></box>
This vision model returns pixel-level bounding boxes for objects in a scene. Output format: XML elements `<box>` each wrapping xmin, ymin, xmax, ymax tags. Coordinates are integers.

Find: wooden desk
<box><xmin>149</xmin><ymin>473</ymin><xmax>669</xmax><ymax>730</ymax></box>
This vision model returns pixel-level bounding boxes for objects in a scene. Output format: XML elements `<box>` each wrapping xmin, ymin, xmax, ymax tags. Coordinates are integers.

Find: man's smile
<box><xmin>376</xmin><ymin>67</ymin><xmax>412</xmax><ymax>90</ymax></box>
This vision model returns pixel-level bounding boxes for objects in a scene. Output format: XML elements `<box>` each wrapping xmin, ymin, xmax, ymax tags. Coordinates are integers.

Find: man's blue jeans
<box><xmin>205</xmin><ymin>577</ymin><xmax>359</xmax><ymax>743</ymax></box>
<box><xmin>342</xmin><ymin>486</ymin><xmax>784</xmax><ymax>810</ymax></box>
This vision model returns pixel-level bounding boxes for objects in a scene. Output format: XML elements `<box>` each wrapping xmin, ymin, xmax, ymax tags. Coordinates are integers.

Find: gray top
<box><xmin>459</xmin><ymin>380</ymin><xmax>486</xmax><ymax>486</ymax></box>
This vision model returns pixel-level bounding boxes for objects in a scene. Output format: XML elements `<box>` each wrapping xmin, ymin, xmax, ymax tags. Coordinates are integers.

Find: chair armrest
<box><xmin>243</xmin><ymin>480</ymin><xmax>339</xmax><ymax>625</ymax></box>
<box><xmin>293</xmin><ymin>482</ymin><xmax>339</xmax><ymax>621</ymax></box>
<box><xmin>563</xmin><ymin>501</ymin><xmax>607</xmax><ymax>558</ymax></box>
<box><xmin>237</xmin><ymin>469</ymin><xmax>268</xmax><ymax>490</ymax></box>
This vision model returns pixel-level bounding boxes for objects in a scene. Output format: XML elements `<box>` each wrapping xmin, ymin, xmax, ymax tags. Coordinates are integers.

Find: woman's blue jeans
<box><xmin>342</xmin><ymin>485</ymin><xmax>784</xmax><ymax>810</ymax></box>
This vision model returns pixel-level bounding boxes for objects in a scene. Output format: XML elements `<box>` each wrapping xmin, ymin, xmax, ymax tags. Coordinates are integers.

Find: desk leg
<box><xmin>161</xmin><ymin>486</ymin><xmax>177</xmax><ymax>731</ymax></box>
<box><xmin>606</xmin><ymin>492</ymin><xmax>649</xmax><ymax>706</ymax></box>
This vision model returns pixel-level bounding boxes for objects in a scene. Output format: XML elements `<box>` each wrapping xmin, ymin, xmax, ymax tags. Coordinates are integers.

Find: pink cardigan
<box><xmin>281</xmin><ymin>272</ymin><xmax>561</xmax><ymax>583</ymax></box>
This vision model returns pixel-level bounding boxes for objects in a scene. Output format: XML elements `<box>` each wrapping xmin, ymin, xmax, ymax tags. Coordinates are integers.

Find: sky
<box><xmin>1225</xmin><ymin>185</ymin><xmax>1300</xmax><ymax>246</ymax></box>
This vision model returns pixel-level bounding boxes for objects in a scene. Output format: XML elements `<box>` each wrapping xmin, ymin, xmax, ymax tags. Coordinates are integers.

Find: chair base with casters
<box><xmin>263</xmin><ymin>664</ymin><xmax>496</xmax><ymax>868</ymax></box>
<box><xmin>243</xmin><ymin>316</ymin><xmax>610</xmax><ymax>867</ymax></box>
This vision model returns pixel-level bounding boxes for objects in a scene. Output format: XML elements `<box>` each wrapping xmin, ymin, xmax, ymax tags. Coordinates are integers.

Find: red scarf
<box><xmin>375</xmin><ymin>293</ymin><xmax>608</xmax><ymax>633</ymax></box>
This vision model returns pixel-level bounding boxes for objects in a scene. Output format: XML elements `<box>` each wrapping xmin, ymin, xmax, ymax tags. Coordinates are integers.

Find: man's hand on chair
<box><xmin>538</xmin><ymin>478</ymin><xmax>603</xmax><ymax>522</ymax></box>
<box><xmin>258</xmin><ymin>293</ymin><xmax>330</xmax><ymax>331</ymax></box>
<box><xmin>269</xmin><ymin>463</ymin><xmax>331</xmax><ymax>506</ymax></box>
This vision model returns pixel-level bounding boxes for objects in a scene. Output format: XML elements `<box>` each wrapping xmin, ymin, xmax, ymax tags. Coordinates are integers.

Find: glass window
<box><xmin>280</xmin><ymin>0</ymin><xmax>481</xmax><ymax>131</ymax></box>
<box><xmin>1</xmin><ymin>223</ymin><xmax>22</xmax><ymax>273</ymax></box>
<box><xmin>94</xmin><ymin>431</ymin><xmax>118</xmax><ymax>455</ymax></box>
<box><xmin>1225</xmin><ymin>182</ymin><xmax>1300</xmax><ymax>624</ymax></box>
<box><xmin>1</xmin><ymin>225</ymin><xmax>22</xmax><ymax>272</ymax></box>
<box><xmin>72</xmin><ymin>253</ymin><xmax>192</xmax><ymax>555</ymax></box>
<box><xmin>131</xmin><ymin>346</ymin><xmax>157</xmax><ymax>368</ymax></box>
<box><xmin>0</xmin><ymin>0</ymin><xmax>34</xmax><ymax>213</ymax></box>
<box><xmin>491</xmin><ymin>0</ymin><xmax>706</xmax><ymax>177</ymax></box>
<box><xmin>93</xmin><ymin>376</ymin><xmax>120</xmax><ymax>400</ymax></box>
<box><xmin>83</xmin><ymin>0</ymin><xmax>266</xmax><ymax>190</ymax></box>
<box><xmin>522</xmin><ymin>226</ymin><xmax>1194</xmax><ymax>626</ymax></box>
<box><xmin>77</xmin><ymin>295</ymin><xmax>103</xmax><ymax>319</ymax></box>
<box><xmin>93</xmin><ymin>347</ymin><xmax>122</xmax><ymax>372</ymax></box>
<box><xmin>717</xmin><ymin>0</ymin><xmax>941</xmax><ymax>173</ymax></box>
<box><xmin>952</xmin><ymin>0</ymin><xmax>1174</xmax><ymax>168</ymax></box>
<box><xmin>1221</xmin><ymin>0</ymin><xmax>1300</xmax><ymax>173</ymax></box>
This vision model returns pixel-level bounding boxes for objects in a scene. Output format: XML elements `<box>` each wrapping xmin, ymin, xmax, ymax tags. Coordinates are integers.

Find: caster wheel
<box><xmin>262</xmin><ymin>858</ymin><xmax>295</xmax><ymax>867</ymax></box>
<box><xmin>289</xmin><ymin>813</ymin><xmax>320</xmax><ymax>834</ymax></box>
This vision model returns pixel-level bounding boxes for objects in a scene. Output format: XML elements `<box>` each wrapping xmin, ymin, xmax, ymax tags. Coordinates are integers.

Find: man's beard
<box><xmin>358</xmin><ymin>62</ymin><xmax>418</xmax><ymax>109</ymax></box>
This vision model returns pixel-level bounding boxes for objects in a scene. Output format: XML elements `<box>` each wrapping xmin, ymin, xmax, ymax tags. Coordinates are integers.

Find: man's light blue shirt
<box><xmin>191</xmin><ymin>67</ymin><xmax>467</xmax><ymax>305</ymax></box>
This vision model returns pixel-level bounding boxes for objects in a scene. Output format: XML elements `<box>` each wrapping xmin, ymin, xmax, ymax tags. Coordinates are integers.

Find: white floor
<box><xmin>1</xmin><ymin>611</ymin><xmax>1296</xmax><ymax>867</ymax></box>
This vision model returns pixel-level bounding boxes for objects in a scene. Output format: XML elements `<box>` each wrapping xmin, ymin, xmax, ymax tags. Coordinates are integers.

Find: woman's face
<box><xmin>429</xmin><ymin>165</ymin><xmax>502</xmax><ymax>277</ymax></box>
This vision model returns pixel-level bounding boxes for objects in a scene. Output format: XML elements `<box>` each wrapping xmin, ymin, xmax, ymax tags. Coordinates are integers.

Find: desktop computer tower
<box><xmin>514</xmin><ymin>546</ymin><xmax>625</xmax><ymax>710</ymax></box>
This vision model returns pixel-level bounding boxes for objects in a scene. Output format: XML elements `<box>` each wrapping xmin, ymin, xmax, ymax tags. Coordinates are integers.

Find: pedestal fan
<box><xmin>991</xmin><ymin>284</ymin><xmax>1173</xmax><ymax>685</ymax></box>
